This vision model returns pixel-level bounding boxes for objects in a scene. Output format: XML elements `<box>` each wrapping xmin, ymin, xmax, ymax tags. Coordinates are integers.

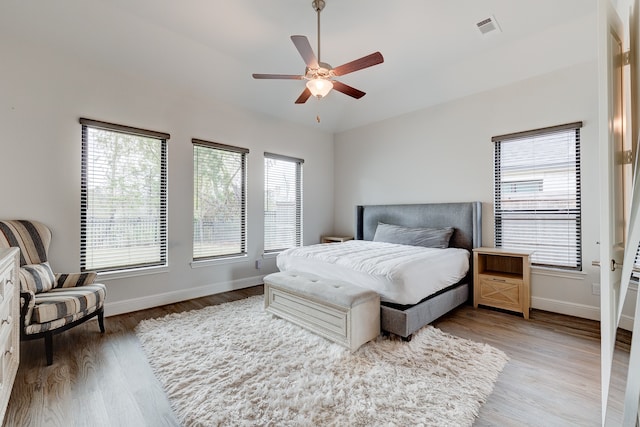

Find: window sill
<box><xmin>262</xmin><ymin>252</ymin><xmax>279</xmax><ymax>259</ymax></box>
<box><xmin>96</xmin><ymin>265</ymin><xmax>169</xmax><ymax>281</ymax></box>
<box><xmin>190</xmin><ymin>255</ymin><xmax>248</xmax><ymax>268</ymax></box>
<box><xmin>531</xmin><ymin>266</ymin><xmax>586</xmax><ymax>281</ymax></box>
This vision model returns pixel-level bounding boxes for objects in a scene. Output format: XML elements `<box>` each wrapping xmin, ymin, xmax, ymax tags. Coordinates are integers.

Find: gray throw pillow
<box><xmin>373</xmin><ymin>222</ymin><xmax>454</xmax><ymax>249</ymax></box>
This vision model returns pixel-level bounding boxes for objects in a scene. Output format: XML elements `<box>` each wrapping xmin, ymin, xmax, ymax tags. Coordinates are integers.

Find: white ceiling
<box><xmin>0</xmin><ymin>0</ymin><xmax>597</xmax><ymax>133</ymax></box>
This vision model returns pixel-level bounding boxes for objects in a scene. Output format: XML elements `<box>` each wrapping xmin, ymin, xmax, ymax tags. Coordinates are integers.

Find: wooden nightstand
<box><xmin>321</xmin><ymin>236</ymin><xmax>354</xmax><ymax>243</ymax></box>
<box><xmin>473</xmin><ymin>247</ymin><xmax>532</xmax><ymax>319</ymax></box>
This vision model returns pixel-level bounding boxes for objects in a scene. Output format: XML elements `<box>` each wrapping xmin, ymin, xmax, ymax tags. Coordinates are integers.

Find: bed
<box><xmin>278</xmin><ymin>202</ymin><xmax>482</xmax><ymax>340</ymax></box>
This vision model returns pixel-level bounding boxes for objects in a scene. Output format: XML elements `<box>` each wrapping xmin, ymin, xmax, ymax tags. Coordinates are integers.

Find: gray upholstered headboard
<box><xmin>356</xmin><ymin>202</ymin><xmax>481</xmax><ymax>248</ymax></box>
<box><xmin>355</xmin><ymin>202</ymin><xmax>482</xmax><ymax>290</ymax></box>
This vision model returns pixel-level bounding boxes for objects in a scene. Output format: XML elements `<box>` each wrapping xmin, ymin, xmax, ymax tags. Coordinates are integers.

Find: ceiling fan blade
<box><xmin>291</xmin><ymin>35</ymin><xmax>319</xmax><ymax>69</ymax></box>
<box><xmin>332</xmin><ymin>81</ymin><xmax>366</xmax><ymax>99</ymax></box>
<box><xmin>295</xmin><ymin>87</ymin><xmax>312</xmax><ymax>104</ymax></box>
<box><xmin>332</xmin><ymin>52</ymin><xmax>384</xmax><ymax>77</ymax></box>
<box><xmin>252</xmin><ymin>74</ymin><xmax>304</xmax><ymax>80</ymax></box>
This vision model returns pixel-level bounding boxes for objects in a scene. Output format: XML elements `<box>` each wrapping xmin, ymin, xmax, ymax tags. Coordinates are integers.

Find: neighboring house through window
<box><xmin>264</xmin><ymin>153</ymin><xmax>303</xmax><ymax>252</ymax></box>
<box><xmin>493</xmin><ymin>122</ymin><xmax>582</xmax><ymax>270</ymax></box>
<box><xmin>80</xmin><ymin>118</ymin><xmax>169</xmax><ymax>272</ymax></box>
<box><xmin>193</xmin><ymin>139</ymin><xmax>249</xmax><ymax>260</ymax></box>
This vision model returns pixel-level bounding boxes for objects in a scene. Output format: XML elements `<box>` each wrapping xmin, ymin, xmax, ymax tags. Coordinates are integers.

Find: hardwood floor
<box><xmin>433</xmin><ymin>306</ymin><xmax>630</xmax><ymax>426</ymax></box>
<box><xmin>4</xmin><ymin>286</ymin><xmax>630</xmax><ymax>427</ymax></box>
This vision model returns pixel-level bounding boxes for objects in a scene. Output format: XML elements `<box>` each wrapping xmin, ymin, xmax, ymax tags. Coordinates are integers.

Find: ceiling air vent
<box><xmin>476</xmin><ymin>15</ymin><xmax>501</xmax><ymax>35</ymax></box>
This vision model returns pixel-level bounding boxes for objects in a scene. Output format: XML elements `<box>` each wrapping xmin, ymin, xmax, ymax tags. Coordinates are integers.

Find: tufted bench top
<box><xmin>264</xmin><ymin>271</ymin><xmax>379</xmax><ymax>308</ymax></box>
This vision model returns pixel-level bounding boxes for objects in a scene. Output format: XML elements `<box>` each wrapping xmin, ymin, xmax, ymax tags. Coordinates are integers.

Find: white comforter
<box><xmin>276</xmin><ymin>240</ymin><xmax>470</xmax><ymax>305</ymax></box>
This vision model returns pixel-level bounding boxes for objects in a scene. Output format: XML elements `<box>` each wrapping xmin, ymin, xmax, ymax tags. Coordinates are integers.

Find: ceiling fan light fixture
<box><xmin>306</xmin><ymin>78</ymin><xmax>333</xmax><ymax>98</ymax></box>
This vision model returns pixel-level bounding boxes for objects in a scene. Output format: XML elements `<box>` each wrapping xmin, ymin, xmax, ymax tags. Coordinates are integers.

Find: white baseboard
<box><xmin>103</xmin><ymin>275</ymin><xmax>265</xmax><ymax>317</ymax></box>
<box><xmin>620</xmin><ymin>314</ymin><xmax>635</xmax><ymax>331</ymax></box>
<box><xmin>531</xmin><ymin>296</ymin><xmax>600</xmax><ymax>321</ymax></box>
<box><xmin>531</xmin><ymin>296</ymin><xmax>635</xmax><ymax>331</ymax></box>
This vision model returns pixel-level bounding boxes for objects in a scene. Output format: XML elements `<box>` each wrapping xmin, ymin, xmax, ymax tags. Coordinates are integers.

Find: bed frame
<box><xmin>356</xmin><ymin>202</ymin><xmax>482</xmax><ymax>340</ymax></box>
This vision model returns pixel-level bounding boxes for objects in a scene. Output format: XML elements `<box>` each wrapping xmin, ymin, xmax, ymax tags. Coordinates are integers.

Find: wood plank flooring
<box><xmin>4</xmin><ymin>286</ymin><xmax>630</xmax><ymax>427</ymax></box>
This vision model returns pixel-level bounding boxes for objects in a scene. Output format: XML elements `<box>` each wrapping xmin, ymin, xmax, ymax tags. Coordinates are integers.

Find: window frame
<box><xmin>192</xmin><ymin>138</ymin><xmax>249</xmax><ymax>261</ymax></box>
<box><xmin>263</xmin><ymin>152</ymin><xmax>304</xmax><ymax>253</ymax></box>
<box><xmin>493</xmin><ymin>121</ymin><xmax>583</xmax><ymax>271</ymax></box>
<box><xmin>80</xmin><ymin>118</ymin><xmax>169</xmax><ymax>273</ymax></box>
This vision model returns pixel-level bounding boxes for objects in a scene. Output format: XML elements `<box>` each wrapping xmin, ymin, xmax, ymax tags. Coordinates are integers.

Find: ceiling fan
<box><xmin>252</xmin><ymin>0</ymin><xmax>384</xmax><ymax>104</ymax></box>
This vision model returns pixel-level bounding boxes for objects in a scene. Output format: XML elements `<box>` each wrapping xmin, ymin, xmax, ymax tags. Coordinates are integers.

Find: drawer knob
<box><xmin>1</xmin><ymin>316</ymin><xmax>11</xmax><ymax>326</ymax></box>
<box><xmin>491</xmin><ymin>278</ymin><xmax>506</xmax><ymax>282</ymax></box>
<box><xmin>5</xmin><ymin>346</ymin><xmax>13</xmax><ymax>356</ymax></box>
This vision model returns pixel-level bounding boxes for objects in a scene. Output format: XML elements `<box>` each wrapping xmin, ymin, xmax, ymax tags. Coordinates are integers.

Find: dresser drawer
<box><xmin>0</xmin><ymin>268</ymin><xmax>10</xmax><ymax>303</ymax></box>
<box><xmin>0</xmin><ymin>255</ymin><xmax>18</xmax><ymax>303</ymax></box>
<box><xmin>0</xmin><ymin>327</ymin><xmax>17</xmax><ymax>395</ymax></box>
<box><xmin>0</xmin><ymin>295</ymin><xmax>13</xmax><ymax>334</ymax></box>
<box><xmin>0</xmin><ymin>271</ymin><xmax>14</xmax><ymax>300</ymax></box>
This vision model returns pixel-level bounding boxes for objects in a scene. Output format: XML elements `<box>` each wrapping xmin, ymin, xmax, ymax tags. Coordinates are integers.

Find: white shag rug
<box><xmin>135</xmin><ymin>295</ymin><xmax>508</xmax><ymax>427</ymax></box>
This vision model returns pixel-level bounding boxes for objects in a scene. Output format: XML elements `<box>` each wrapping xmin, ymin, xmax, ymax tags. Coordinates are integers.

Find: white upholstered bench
<box><xmin>264</xmin><ymin>272</ymin><xmax>380</xmax><ymax>351</ymax></box>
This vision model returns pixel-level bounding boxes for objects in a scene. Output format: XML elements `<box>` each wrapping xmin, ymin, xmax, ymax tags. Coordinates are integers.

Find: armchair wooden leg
<box><xmin>98</xmin><ymin>309</ymin><xmax>105</xmax><ymax>333</ymax></box>
<box><xmin>44</xmin><ymin>333</ymin><xmax>53</xmax><ymax>366</ymax></box>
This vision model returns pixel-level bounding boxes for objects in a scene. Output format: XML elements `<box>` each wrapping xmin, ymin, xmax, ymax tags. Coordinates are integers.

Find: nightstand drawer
<box><xmin>477</xmin><ymin>276</ymin><xmax>522</xmax><ymax>309</ymax></box>
<box><xmin>478</xmin><ymin>274</ymin><xmax>522</xmax><ymax>287</ymax></box>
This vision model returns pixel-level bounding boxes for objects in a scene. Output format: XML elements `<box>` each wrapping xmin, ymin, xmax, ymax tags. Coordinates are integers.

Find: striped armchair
<box><xmin>0</xmin><ymin>220</ymin><xmax>106</xmax><ymax>365</ymax></box>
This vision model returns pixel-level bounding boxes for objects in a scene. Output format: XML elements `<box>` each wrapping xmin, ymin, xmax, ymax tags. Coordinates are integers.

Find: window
<box><xmin>264</xmin><ymin>153</ymin><xmax>303</xmax><ymax>252</ymax></box>
<box><xmin>193</xmin><ymin>139</ymin><xmax>249</xmax><ymax>260</ymax></box>
<box><xmin>493</xmin><ymin>122</ymin><xmax>582</xmax><ymax>270</ymax></box>
<box><xmin>80</xmin><ymin>118</ymin><xmax>169</xmax><ymax>272</ymax></box>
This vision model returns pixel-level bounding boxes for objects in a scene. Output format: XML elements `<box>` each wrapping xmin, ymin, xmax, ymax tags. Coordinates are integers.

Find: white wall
<box><xmin>0</xmin><ymin>36</ymin><xmax>334</xmax><ymax>316</ymax></box>
<box><xmin>333</xmin><ymin>60</ymin><xmax>637</xmax><ymax>325</ymax></box>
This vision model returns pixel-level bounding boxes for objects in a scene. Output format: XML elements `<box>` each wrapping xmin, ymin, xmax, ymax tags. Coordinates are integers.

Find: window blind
<box><xmin>493</xmin><ymin>122</ymin><xmax>582</xmax><ymax>270</ymax></box>
<box><xmin>80</xmin><ymin>118</ymin><xmax>169</xmax><ymax>272</ymax></box>
<box><xmin>264</xmin><ymin>153</ymin><xmax>303</xmax><ymax>252</ymax></box>
<box><xmin>193</xmin><ymin>139</ymin><xmax>249</xmax><ymax>260</ymax></box>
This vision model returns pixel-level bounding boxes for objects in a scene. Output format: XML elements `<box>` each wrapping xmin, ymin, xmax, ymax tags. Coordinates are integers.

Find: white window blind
<box><xmin>493</xmin><ymin>122</ymin><xmax>582</xmax><ymax>270</ymax></box>
<box><xmin>193</xmin><ymin>139</ymin><xmax>248</xmax><ymax>260</ymax></box>
<box><xmin>264</xmin><ymin>153</ymin><xmax>303</xmax><ymax>252</ymax></box>
<box><xmin>80</xmin><ymin>118</ymin><xmax>169</xmax><ymax>272</ymax></box>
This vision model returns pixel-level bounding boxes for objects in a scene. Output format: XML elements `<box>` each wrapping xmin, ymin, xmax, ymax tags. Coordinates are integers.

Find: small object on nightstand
<box><xmin>321</xmin><ymin>236</ymin><xmax>354</xmax><ymax>244</ymax></box>
<box><xmin>473</xmin><ymin>247</ymin><xmax>532</xmax><ymax>319</ymax></box>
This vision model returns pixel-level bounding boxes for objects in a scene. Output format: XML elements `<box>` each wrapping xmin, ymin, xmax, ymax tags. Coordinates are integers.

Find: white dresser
<box><xmin>0</xmin><ymin>248</ymin><xmax>19</xmax><ymax>423</ymax></box>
